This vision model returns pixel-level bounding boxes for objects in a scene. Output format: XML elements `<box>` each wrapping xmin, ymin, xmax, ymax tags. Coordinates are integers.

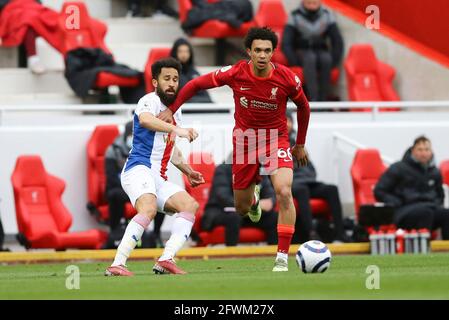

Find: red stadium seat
<box><xmin>344</xmin><ymin>44</ymin><xmax>400</xmax><ymax>111</ymax></box>
<box><xmin>94</xmin><ymin>72</ymin><xmax>140</xmax><ymax>89</ymax></box>
<box><xmin>440</xmin><ymin>160</ymin><xmax>449</xmax><ymax>185</ymax></box>
<box><xmin>11</xmin><ymin>155</ymin><xmax>107</xmax><ymax>249</ymax></box>
<box><xmin>87</xmin><ymin>125</ymin><xmax>136</xmax><ymax>223</ymax></box>
<box><xmin>350</xmin><ymin>149</ymin><xmax>387</xmax><ymax>220</ymax></box>
<box><xmin>58</xmin><ymin>2</ymin><xmax>140</xmax><ymax>89</ymax></box>
<box><xmin>254</xmin><ymin>0</ymin><xmax>289</xmax><ymax>65</ymax></box>
<box><xmin>178</xmin><ymin>0</ymin><xmax>254</xmax><ymax>38</ymax></box>
<box><xmin>254</xmin><ymin>0</ymin><xmax>339</xmax><ymax>85</ymax></box>
<box><xmin>58</xmin><ymin>2</ymin><xmax>109</xmax><ymax>56</ymax></box>
<box><xmin>181</xmin><ymin>152</ymin><xmax>215</xmax><ymax>240</ymax></box>
<box><xmin>178</xmin><ymin>0</ymin><xmax>254</xmax><ymax>64</ymax></box>
<box><xmin>144</xmin><ymin>47</ymin><xmax>171</xmax><ymax>93</ymax></box>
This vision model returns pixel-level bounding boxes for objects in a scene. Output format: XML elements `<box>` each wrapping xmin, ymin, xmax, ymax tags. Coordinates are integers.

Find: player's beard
<box><xmin>157</xmin><ymin>86</ymin><xmax>178</xmax><ymax>107</ymax></box>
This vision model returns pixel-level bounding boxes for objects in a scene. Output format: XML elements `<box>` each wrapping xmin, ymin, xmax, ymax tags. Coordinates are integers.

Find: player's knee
<box><xmin>177</xmin><ymin>196</ymin><xmax>199</xmax><ymax>214</ymax></box>
<box><xmin>135</xmin><ymin>196</ymin><xmax>157</xmax><ymax>219</ymax></box>
<box><xmin>276</xmin><ymin>186</ymin><xmax>293</xmax><ymax>207</ymax></box>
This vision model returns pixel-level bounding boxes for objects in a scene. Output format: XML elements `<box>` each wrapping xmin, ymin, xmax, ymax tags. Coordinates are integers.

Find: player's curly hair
<box><xmin>151</xmin><ymin>57</ymin><xmax>182</xmax><ymax>80</ymax></box>
<box><xmin>244</xmin><ymin>27</ymin><xmax>278</xmax><ymax>50</ymax></box>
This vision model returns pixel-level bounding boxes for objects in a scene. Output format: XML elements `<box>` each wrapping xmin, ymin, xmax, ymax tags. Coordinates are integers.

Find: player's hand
<box><xmin>173</xmin><ymin>127</ymin><xmax>198</xmax><ymax>142</ymax></box>
<box><xmin>291</xmin><ymin>144</ymin><xmax>309</xmax><ymax>167</ymax></box>
<box><xmin>158</xmin><ymin>108</ymin><xmax>174</xmax><ymax>124</ymax></box>
<box><xmin>188</xmin><ymin>171</ymin><xmax>205</xmax><ymax>187</ymax></box>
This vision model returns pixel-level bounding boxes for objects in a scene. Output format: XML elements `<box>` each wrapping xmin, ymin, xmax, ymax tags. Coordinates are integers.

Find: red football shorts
<box><xmin>232</xmin><ymin>128</ymin><xmax>293</xmax><ymax>190</ymax></box>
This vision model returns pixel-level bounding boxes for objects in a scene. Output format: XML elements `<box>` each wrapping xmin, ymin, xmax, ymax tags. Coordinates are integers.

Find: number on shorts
<box><xmin>278</xmin><ymin>148</ymin><xmax>292</xmax><ymax>160</ymax></box>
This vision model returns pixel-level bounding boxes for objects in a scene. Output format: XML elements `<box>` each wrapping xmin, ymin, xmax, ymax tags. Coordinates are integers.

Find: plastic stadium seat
<box><xmin>254</xmin><ymin>0</ymin><xmax>289</xmax><ymax>65</ymax></box>
<box><xmin>254</xmin><ymin>0</ymin><xmax>339</xmax><ymax>85</ymax></box>
<box><xmin>181</xmin><ymin>152</ymin><xmax>215</xmax><ymax>239</ymax></box>
<box><xmin>350</xmin><ymin>149</ymin><xmax>387</xmax><ymax>220</ymax></box>
<box><xmin>344</xmin><ymin>44</ymin><xmax>400</xmax><ymax>111</ymax></box>
<box><xmin>178</xmin><ymin>0</ymin><xmax>254</xmax><ymax>38</ymax></box>
<box><xmin>440</xmin><ymin>160</ymin><xmax>449</xmax><ymax>185</ymax></box>
<box><xmin>11</xmin><ymin>155</ymin><xmax>107</xmax><ymax>249</ymax></box>
<box><xmin>58</xmin><ymin>2</ymin><xmax>109</xmax><ymax>56</ymax></box>
<box><xmin>58</xmin><ymin>2</ymin><xmax>140</xmax><ymax>89</ymax></box>
<box><xmin>87</xmin><ymin>125</ymin><xmax>136</xmax><ymax>223</ymax></box>
<box><xmin>144</xmin><ymin>47</ymin><xmax>171</xmax><ymax>93</ymax></box>
<box><xmin>94</xmin><ymin>72</ymin><xmax>140</xmax><ymax>89</ymax></box>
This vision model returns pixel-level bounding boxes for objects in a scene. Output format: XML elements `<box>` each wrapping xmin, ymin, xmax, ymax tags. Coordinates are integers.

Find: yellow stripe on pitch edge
<box><xmin>2</xmin><ymin>241</ymin><xmax>449</xmax><ymax>263</ymax></box>
<box><xmin>0</xmin><ymin>243</ymin><xmax>373</xmax><ymax>263</ymax></box>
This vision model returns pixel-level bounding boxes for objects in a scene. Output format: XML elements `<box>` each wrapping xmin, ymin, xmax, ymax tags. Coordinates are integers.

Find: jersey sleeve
<box><xmin>212</xmin><ymin>64</ymin><xmax>236</xmax><ymax>87</ymax></box>
<box><xmin>287</xmin><ymin>69</ymin><xmax>304</xmax><ymax>100</ymax></box>
<box><xmin>173</xmin><ymin>109</ymin><xmax>182</xmax><ymax>127</ymax></box>
<box><xmin>135</xmin><ymin>95</ymin><xmax>158</xmax><ymax>116</ymax></box>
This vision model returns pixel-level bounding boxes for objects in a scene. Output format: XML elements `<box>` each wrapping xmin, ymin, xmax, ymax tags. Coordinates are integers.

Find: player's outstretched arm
<box><xmin>171</xmin><ymin>146</ymin><xmax>205</xmax><ymax>187</ymax></box>
<box><xmin>139</xmin><ymin>113</ymin><xmax>198</xmax><ymax>142</ymax></box>
<box><xmin>158</xmin><ymin>72</ymin><xmax>220</xmax><ymax>122</ymax></box>
<box><xmin>291</xmin><ymin>91</ymin><xmax>311</xmax><ymax>166</ymax></box>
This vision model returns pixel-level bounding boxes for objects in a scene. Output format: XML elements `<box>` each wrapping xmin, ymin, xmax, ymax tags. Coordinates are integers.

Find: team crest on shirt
<box><xmin>295</xmin><ymin>75</ymin><xmax>301</xmax><ymax>90</ymax></box>
<box><xmin>216</xmin><ymin>65</ymin><xmax>232</xmax><ymax>75</ymax></box>
<box><xmin>270</xmin><ymin>87</ymin><xmax>279</xmax><ymax>100</ymax></box>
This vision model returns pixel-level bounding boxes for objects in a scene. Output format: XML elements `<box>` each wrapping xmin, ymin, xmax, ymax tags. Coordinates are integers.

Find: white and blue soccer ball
<box><xmin>296</xmin><ymin>240</ymin><xmax>332</xmax><ymax>273</ymax></box>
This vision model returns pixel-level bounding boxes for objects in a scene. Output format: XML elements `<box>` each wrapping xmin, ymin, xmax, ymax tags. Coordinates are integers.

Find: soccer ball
<box><xmin>296</xmin><ymin>240</ymin><xmax>332</xmax><ymax>273</ymax></box>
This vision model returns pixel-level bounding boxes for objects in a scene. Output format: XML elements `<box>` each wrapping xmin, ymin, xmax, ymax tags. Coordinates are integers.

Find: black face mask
<box><xmin>157</xmin><ymin>86</ymin><xmax>178</xmax><ymax>106</ymax></box>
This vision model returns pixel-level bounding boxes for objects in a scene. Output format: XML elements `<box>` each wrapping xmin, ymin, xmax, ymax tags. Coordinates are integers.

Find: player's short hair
<box><xmin>151</xmin><ymin>57</ymin><xmax>182</xmax><ymax>80</ymax></box>
<box><xmin>413</xmin><ymin>135</ymin><xmax>431</xmax><ymax>147</ymax></box>
<box><xmin>244</xmin><ymin>27</ymin><xmax>278</xmax><ymax>50</ymax></box>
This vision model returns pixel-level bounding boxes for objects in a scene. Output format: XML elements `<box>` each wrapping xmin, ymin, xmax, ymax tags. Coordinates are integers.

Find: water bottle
<box><xmin>418</xmin><ymin>228</ymin><xmax>431</xmax><ymax>254</ymax></box>
<box><xmin>404</xmin><ymin>230</ymin><xmax>412</xmax><ymax>253</ymax></box>
<box><xmin>395</xmin><ymin>229</ymin><xmax>405</xmax><ymax>254</ymax></box>
<box><xmin>386</xmin><ymin>229</ymin><xmax>396</xmax><ymax>255</ymax></box>
<box><xmin>378</xmin><ymin>231</ymin><xmax>386</xmax><ymax>255</ymax></box>
<box><xmin>410</xmin><ymin>229</ymin><xmax>419</xmax><ymax>254</ymax></box>
<box><xmin>369</xmin><ymin>231</ymin><xmax>379</xmax><ymax>255</ymax></box>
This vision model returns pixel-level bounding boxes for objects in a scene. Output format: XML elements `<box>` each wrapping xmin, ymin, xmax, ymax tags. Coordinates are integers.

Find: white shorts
<box><xmin>121</xmin><ymin>165</ymin><xmax>184</xmax><ymax>213</ymax></box>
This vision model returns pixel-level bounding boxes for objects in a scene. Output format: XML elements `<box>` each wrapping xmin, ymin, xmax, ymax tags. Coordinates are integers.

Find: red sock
<box><xmin>277</xmin><ymin>224</ymin><xmax>294</xmax><ymax>254</ymax></box>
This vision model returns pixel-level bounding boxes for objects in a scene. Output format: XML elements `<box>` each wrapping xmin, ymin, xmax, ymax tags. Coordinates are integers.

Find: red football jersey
<box><xmin>212</xmin><ymin>60</ymin><xmax>303</xmax><ymax>137</ymax></box>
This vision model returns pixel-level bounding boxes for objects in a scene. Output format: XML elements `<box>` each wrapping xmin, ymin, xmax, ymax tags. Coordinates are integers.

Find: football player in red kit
<box><xmin>158</xmin><ymin>27</ymin><xmax>310</xmax><ymax>271</ymax></box>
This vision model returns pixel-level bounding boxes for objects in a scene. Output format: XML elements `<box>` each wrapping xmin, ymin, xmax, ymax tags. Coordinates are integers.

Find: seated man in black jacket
<box><xmin>287</xmin><ymin>112</ymin><xmax>347</xmax><ymax>242</ymax></box>
<box><xmin>374</xmin><ymin>136</ymin><xmax>449</xmax><ymax>239</ymax></box>
<box><xmin>202</xmin><ymin>160</ymin><xmax>278</xmax><ymax>246</ymax></box>
<box><xmin>282</xmin><ymin>0</ymin><xmax>343</xmax><ymax>101</ymax></box>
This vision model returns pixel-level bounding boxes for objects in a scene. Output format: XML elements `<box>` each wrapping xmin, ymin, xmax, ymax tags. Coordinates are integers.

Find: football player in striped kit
<box><xmin>105</xmin><ymin>58</ymin><xmax>204</xmax><ymax>276</ymax></box>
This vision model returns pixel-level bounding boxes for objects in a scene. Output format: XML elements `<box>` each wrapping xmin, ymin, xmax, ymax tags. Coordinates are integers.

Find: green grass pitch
<box><xmin>1</xmin><ymin>253</ymin><xmax>449</xmax><ymax>299</ymax></box>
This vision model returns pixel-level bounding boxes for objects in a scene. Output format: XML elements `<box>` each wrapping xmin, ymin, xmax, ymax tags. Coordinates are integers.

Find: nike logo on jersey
<box><xmin>240</xmin><ymin>87</ymin><xmax>251</xmax><ymax>91</ymax></box>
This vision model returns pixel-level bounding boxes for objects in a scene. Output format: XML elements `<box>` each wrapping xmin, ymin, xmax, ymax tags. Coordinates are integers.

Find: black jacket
<box><xmin>0</xmin><ymin>0</ymin><xmax>10</xmax><ymax>10</ymax></box>
<box><xmin>282</xmin><ymin>5</ymin><xmax>343</xmax><ymax>67</ymax></box>
<box><xmin>170</xmin><ymin>38</ymin><xmax>212</xmax><ymax>103</ymax></box>
<box><xmin>64</xmin><ymin>47</ymin><xmax>142</xmax><ymax>100</ymax></box>
<box><xmin>104</xmin><ymin>132</ymin><xmax>131</xmax><ymax>193</ymax></box>
<box><xmin>204</xmin><ymin>163</ymin><xmax>275</xmax><ymax>211</ymax></box>
<box><xmin>374</xmin><ymin>148</ymin><xmax>445</xmax><ymax>208</ymax></box>
<box><xmin>182</xmin><ymin>0</ymin><xmax>253</xmax><ymax>32</ymax></box>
